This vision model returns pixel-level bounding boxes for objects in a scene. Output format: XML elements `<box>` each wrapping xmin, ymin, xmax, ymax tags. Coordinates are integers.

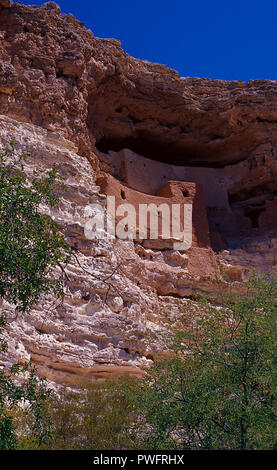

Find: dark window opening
<box><xmin>244</xmin><ymin>208</ymin><xmax>265</xmax><ymax>228</ymax></box>
<box><xmin>82</xmin><ymin>294</ymin><xmax>90</xmax><ymax>301</ymax></box>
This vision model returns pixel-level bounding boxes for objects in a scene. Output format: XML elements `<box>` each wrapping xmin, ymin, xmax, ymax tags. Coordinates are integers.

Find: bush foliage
<box><xmin>124</xmin><ymin>275</ymin><xmax>277</xmax><ymax>450</ymax></box>
<box><xmin>0</xmin><ymin>142</ymin><xmax>69</xmax><ymax>449</ymax></box>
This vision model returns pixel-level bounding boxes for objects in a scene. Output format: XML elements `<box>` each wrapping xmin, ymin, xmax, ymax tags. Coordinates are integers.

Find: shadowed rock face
<box><xmin>0</xmin><ymin>2</ymin><xmax>276</xmax><ymax>168</ymax></box>
<box><xmin>91</xmin><ymin>79</ymin><xmax>277</xmax><ymax>168</ymax></box>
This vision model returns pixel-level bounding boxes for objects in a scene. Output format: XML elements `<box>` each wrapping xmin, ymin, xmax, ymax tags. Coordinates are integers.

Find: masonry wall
<box><xmin>100</xmin><ymin>148</ymin><xmax>276</xmax><ymax>245</ymax></box>
<box><xmin>96</xmin><ymin>173</ymin><xmax>211</xmax><ymax>250</ymax></box>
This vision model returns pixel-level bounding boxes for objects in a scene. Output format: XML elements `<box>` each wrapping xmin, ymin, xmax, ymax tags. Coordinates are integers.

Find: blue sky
<box><xmin>20</xmin><ymin>0</ymin><xmax>277</xmax><ymax>82</ymax></box>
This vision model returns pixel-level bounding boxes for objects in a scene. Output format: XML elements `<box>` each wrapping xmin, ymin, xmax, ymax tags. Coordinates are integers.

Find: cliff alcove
<box><xmin>0</xmin><ymin>0</ymin><xmax>277</xmax><ymax>386</ymax></box>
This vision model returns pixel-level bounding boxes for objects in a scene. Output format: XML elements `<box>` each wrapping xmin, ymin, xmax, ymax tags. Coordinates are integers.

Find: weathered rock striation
<box><xmin>0</xmin><ymin>1</ymin><xmax>276</xmax><ymax>385</ymax></box>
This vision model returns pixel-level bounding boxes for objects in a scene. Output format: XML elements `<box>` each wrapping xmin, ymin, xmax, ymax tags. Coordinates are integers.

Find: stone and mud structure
<box><xmin>0</xmin><ymin>1</ymin><xmax>276</xmax><ymax>386</ymax></box>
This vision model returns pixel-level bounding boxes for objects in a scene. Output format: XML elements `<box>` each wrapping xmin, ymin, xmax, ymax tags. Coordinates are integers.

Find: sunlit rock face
<box><xmin>0</xmin><ymin>116</ymin><xmax>157</xmax><ymax>386</ymax></box>
<box><xmin>0</xmin><ymin>2</ymin><xmax>276</xmax><ymax>386</ymax></box>
<box><xmin>0</xmin><ymin>116</ymin><xmax>217</xmax><ymax>387</ymax></box>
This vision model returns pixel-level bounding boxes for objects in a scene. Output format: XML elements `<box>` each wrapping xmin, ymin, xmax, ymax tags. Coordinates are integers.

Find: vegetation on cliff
<box><xmin>124</xmin><ymin>275</ymin><xmax>277</xmax><ymax>449</ymax></box>
<box><xmin>16</xmin><ymin>276</ymin><xmax>277</xmax><ymax>451</ymax></box>
<box><xmin>0</xmin><ymin>143</ymin><xmax>276</xmax><ymax>450</ymax></box>
<box><xmin>0</xmin><ymin>143</ymin><xmax>70</xmax><ymax>449</ymax></box>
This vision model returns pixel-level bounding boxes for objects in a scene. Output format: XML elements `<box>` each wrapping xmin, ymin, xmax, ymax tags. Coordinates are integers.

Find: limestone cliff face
<box><xmin>0</xmin><ymin>115</ymin><xmax>157</xmax><ymax>385</ymax></box>
<box><xmin>0</xmin><ymin>1</ymin><xmax>276</xmax><ymax>385</ymax></box>
<box><xmin>0</xmin><ymin>115</ymin><xmax>216</xmax><ymax>386</ymax></box>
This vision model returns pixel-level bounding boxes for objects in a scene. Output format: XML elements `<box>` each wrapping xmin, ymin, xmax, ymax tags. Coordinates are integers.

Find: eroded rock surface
<box><xmin>0</xmin><ymin>2</ymin><xmax>276</xmax><ymax>385</ymax></box>
<box><xmin>0</xmin><ymin>116</ymin><xmax>217</xmax><ymax>386</ymax></box>
<box><xmin>0</xmin><ymin>116</ymin><xmax>158</xmax><ymax>385</ymax></box>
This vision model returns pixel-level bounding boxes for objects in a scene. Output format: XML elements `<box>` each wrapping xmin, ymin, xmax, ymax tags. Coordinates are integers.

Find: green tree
<box><xmin>0</xmin><ymin>142</ymin><xmax>70</xmax><ymax>449</ymax></box>
<box><xmin>125</xmin><ymin>275</ymin><xmax>277</xmax><ymax>450</ymax></box>
<box><xmin>0</xmin><ymin>141</ymin><xmax>69</xmax><ymax>313</ymax></box>
<box><xmin>0</xmin><ymin>359</ymin><xmax>52</xmax><ymax>450</ymax></box>
<box><xmin>32</xmin><ymin>381</ymin><xmax>135</xmax><ymax>450</ymax></box>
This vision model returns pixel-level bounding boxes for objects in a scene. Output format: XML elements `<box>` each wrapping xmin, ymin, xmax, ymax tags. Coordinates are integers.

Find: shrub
<box><xmin>124</xmin><ymin>275</ymin><xmax>277</xmax><ymax>450</ymax></box>
<box><xmin>0</xmin><ymin>142</ymin><xmax>70</xmax><ymax>449</ymax></box>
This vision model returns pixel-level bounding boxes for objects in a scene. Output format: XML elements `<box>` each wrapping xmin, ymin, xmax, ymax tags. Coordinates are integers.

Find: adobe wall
<box><xmin>96</xmin><ymin>173</ymin><xmax>211</xmax><ymax>250</ymax></box>
<box><xmin>101</xmin><ymin>148</ymin><xmax>247</xmax><ymax>205</ymax></box>
<box><xmin>100</xmin><ymin>148</ymin><xmax>267</xmax><ymax>244</ymax></box>
<box><xmin>259</xmin><ymin>199</ymin><xmax>277</xmax><ymax>232</ymax></box>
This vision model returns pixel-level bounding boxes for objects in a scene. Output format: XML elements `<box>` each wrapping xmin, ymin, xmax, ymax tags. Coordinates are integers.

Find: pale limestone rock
<box><xmin>0</xmin><ymin>116</ymin><xmax>161</xmax><ymax>386</ymax></box>
<box><xmin>0</xmin><ymin>116</ymin><xmax>230</xmax><ymax>387</ymax></box>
